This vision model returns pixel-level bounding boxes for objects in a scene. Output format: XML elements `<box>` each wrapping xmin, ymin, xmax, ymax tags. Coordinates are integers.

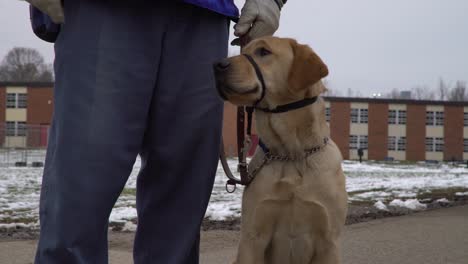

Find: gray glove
<box><xmin>233</xmin><ymin>0</ymin><xmax>286</xmax><ymax>45</ymax></box>
<box><xmin>26</xmin><ymin>0</ymin><xmax>64</xmax><ymax>24</ymax></box>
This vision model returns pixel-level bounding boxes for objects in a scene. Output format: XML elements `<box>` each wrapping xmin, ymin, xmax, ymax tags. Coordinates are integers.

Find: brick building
<box><xmin>223</xmin><ymin>97</ymin><xmax>468</xmax><ymax>162</ymax></box>
<box><xmin>3</xmin><ymin>82</ymin><xmax>468</xmax><ymax>161</ymax></box>
<box><xmin>0</xmin><ymin>82</ymin><xmax>53</xmax><ymax>148</ymax></box>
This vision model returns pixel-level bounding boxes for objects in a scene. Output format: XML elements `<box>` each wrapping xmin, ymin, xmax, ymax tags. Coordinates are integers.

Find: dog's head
<box><xmin>213</xmin><ymin>37</ymin><xmax>329</xmax><ymax>107</ymax></box>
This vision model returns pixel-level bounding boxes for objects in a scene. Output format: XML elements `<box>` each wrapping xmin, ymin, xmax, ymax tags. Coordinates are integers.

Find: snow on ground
<box><xmin>436</xmin><ymin>198</ymin><xmax>450</xmax><ymax>204</ymax></box>
<box><xmin>0</xmin><ymin>150</ymin><xmax>467</xmax><ymax>228</ymax></box>
<box><xmin>389</xmin><ymin>199</ymin><xmax>427</xmax><ymax>210</ymax></box>
<box><xmin>373</xmin><ymin>201</ymin><xmax>388</xmax><ymax>211</ymax></box>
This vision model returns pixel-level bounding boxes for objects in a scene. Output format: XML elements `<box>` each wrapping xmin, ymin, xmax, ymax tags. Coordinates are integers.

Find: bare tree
<box><xmin>412</xmin><ymin>85</ymin><xmax>435</xmax><ymax>100</ymax></box>
<box><xmin>437</xmin><ymin>78</ymin><xmax>450</xmax><ymax>101</ymax></box>
<box><xmin>385</xmin><ymin>88</ymin><xmax>401</xmax><ymax>99</ymax></box>
<box><xmin>0</xmin><ymin>47</ymin><xmax>53</xmax><ymax>82</ymax></box>
<box><xmin>448</xmin><ymin>81</ymin><xmax>467</xmax><ymax>101</ymax></box>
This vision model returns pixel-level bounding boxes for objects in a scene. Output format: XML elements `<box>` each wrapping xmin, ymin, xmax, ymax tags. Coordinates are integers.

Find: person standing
<box><xmin>26</xmin><ymin>0</ymin><xmax>286</xmax><ymax>263</ymax></box>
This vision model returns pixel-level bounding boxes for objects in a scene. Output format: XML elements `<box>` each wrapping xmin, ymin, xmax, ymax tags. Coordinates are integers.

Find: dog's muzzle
<box><xmin>213</xmin><ymin>58</ymin><xmax>232</xmax><ymax>100</ymax></box>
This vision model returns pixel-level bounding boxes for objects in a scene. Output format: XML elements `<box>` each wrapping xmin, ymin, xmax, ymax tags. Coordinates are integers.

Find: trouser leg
<box><xmin>34</xmin><ymin>1</ymin><xmax>166</xmax><ymax>263</ymax></box>
<box><xmin>133</xmin><ymin>4</ymin><xmax>229</xmax><ymax>263</ymax></box>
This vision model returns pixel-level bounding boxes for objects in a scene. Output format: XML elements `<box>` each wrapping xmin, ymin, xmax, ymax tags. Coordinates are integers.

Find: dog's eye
<box><xmin>257</xmin><ymin>48</ymin><xmax>272</xmax><ymax>57</ymax></box>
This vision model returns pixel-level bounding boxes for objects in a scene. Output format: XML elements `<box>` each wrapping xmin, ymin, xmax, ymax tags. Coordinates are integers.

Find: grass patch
<box><xmin>0</xmin><ymin>217</ymin><xmax>36</xmax><ymax>224</ymax></box>
<box><xmin>347</xmin><ymin>188</ymin><xmax>387</xmax><ymax>196</ymax></box>
<box><xmin>416</xmin><ymin>187</ymin><xmax>468</xmax><ymax>201</ymax></box>
<box><xmin>120</xmin><ymin>188</ymin><xmax>136</xmax><ymax>196</ymax></box>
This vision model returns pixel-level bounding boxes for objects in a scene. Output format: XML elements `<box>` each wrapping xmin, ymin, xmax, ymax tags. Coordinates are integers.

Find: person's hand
<box><xmin>232</xmin><ymin>0</ymin><xmax>285</xmax><ymax>46</ymax></box>
<box><xmin>26</xmin><ymin>0</ymin><xmax>64</xmax><ymax>24</ymax></box>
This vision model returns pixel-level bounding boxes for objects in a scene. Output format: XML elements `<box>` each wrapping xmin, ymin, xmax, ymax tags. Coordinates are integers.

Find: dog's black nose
<box><xmin>214</xmin><ymin>59</ymin><xmax>231</xmax><ymax>71</ymax></box>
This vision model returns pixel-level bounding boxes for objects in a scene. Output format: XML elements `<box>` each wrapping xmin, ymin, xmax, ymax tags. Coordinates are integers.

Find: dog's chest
<box><xmin>248</xmin><ymin>161</ymin><xmax>330</xmax><ymax>223</ymax></box>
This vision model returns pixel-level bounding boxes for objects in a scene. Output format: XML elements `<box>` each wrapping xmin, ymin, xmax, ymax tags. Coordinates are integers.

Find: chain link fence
<box><xmin>0</xmin><ymin>124</ymin><xmax>49</xmax><ymax>167</ymax></box>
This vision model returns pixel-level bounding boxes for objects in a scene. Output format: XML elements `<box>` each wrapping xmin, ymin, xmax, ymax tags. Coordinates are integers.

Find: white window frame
<box><xmin>388</xmin><ymin>110</ymin><xmax>406</xmax><ymax>125</ymax></box>
<box><xmin>435</xmin><ymin>112</ymin><xmax>444</xmax><ymax>126</ymax></box>
<box><xmin>349</xmin><ymin>135</ymin><xmax>358</xmax><ymax>150</ymax></box>
<box><xmin>388</xmin><ymin>136</ymin><xmax>406</xmax><ymax>151</ymax></box>
<box><xmin>351</xmin><ymin>109</ymin><xmax>359</xmax><ymax>123</ymax></box>
<box><xmin>426</xmin><ymin>137</ymin><xmax>443</xmax><ymax>152</ymax></box>
<box><xmin>351</xmin><ymin>108</ymin><xmax>368</xmax><ymax>124</ymax></box>
<box><xmin>426</xmin><ymin>111</ymin><xmax>444</xmax><ymax>126</ymax></box>
<box><xmin>398</xmin><ymin>110</ymin><xmax>406</xmax><ymax>124</ymax></box>
<box><xmin>6</xmin><ymin>93</ymin><xmax>27</xmax><ymax>109</ymax></box>
<box><xmin>350</xmin><ymin>135</ymin><xmax>367</xmax><ymax>150</ymax></box>
<box><xmin>5</xmin><ymin>121</ymin><xmax>27</xmax><ymax>136</ymax></box>
<box><xmin>464</xmin><ymin>139</ymin><xmax>468</xmax><ymax>153</ymax></box>
<box><xmin>388</xmin><ymin>136</ymin><xmax>396</xmax><ymax>150</ymax></box>
<box><xmin>397</xmin><ymin>137</ymin><xmax>406</xmax><ymax>151</ymax></box>
<box><xmin>435</xmin><ymin>137</ymin><xmax>444</xmax><ymax>152</ymax></box>
<box><xmin>388</xmin><ymin>110</ymin><xmax>397</xmax><ymax>124</ymax></box>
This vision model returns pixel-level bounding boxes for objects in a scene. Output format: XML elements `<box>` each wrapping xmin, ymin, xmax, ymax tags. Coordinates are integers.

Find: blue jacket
<box><xmin>184</xmin><ymin>0</ymin><xmax>239</xmax><ymax>19</ymax></box>
<box><xmin>30</xmin><ymin>1</ymin><xmax>239</xmax><ymax>43</ymax></box>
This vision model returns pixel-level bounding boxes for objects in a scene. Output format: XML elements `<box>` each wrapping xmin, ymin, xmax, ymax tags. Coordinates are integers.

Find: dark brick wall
<box><xmin>406</xmin><ymin>104</ymin><xmax>426</xmax><ymax>161</ymax></box>
<box><xmin>444</xmin><ymin>106</ymin><xmax>463</xmax><ymax>161</ymax></box>
<box><xmin>368</xmin><ymin>103</ymin><xmax>388</xmax><ymax>160</ymax></box>
<box><xmin>26</xmin><ymin>87</ymin><xmax>53</xmax><ymax>147</ymax></box>
<box><xmin>330</xmin><ymin>101</ymin><xmax>351</xmax><ymax>159</ymax></box>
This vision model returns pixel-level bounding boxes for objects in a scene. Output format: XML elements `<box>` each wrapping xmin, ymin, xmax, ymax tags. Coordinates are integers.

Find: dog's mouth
<box><xmin>224</xmin><ymin>85</ymin><xmax>259</xmax><ymax>95</ymax></box>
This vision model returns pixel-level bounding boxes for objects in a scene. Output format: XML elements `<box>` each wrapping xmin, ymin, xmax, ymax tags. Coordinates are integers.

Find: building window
<box><xmin>351</xmin><ymin>109</ymin><xmax>359</xmax><ymax>123</ymax></box>
<box><xmin>464</xmin><ymin>139</ymin><xmax>468</xmax><ymax>153</ymax></box>
<box><xmin>360</xmin><ymin>109</ymin><xmax>368</xmax><ymax>124</ymax></box>
<box><xmin>388</xmin><ymin>136</ymin><xmax>396</xmax><ymax>150</ymax></box>
<box><xmin>435</xmin><ymin>112</ymin><xmax>444</xmax><ymax>126</ymax></box>
<box><xmin>351</xmin><ymin>108</ymin><xmax>368</xmax><ymax>124</ymax></box>
<box><xmin>17</xmin><ymin>122</ymin><xmax>27</xmax><ymax>136</ymax></box>
<box><xmin>426</xmin><ymin>111</ymin><xmax>444</xmax><ymax>126</ymax></box>
<box><xmin>397</xmin><ymin>137</ymin><xmax>406</xmax><ymax>151</ymax></box>
<box><xmin>18</xmin><ymin>94</ymin><xmax>27</xmax><ymax>108</ymax></box>
<box><xmin>398</xmin><ymin>111</ymin><xmax>406</xmax><ymax>124</ymax></box>
<box><xmin>388</xmin><ymin>110</ymin><xmax>406</xmax><ymax>125</ymax></box>
<box><xmin>464</xmin><ymin>113</ymin><xmax>468</xmax><ymax>127</ymax></box>
<box><xmin>6</xmin><ymin>94</ymin><xmax>16</xmax><ymax>108</ymax></box>
<box><xmin>426</xmin><ymin>137</ymin><xmax>443</xmax><ymax>152</ymax></box>
<box><xmin>6</xmin><ymin>121</ymin><xmax>16</xmax><ymax>136</ymax></box>
<box><xmin>435</xmin><ymin>137</ymin><xmax>443</xmax><ymax>152</ymax></box>
<box><xmin>360</xmin><ymin>135</ymin><xmax>368</xmax><ymax>149</ymax></box>
<box><xmin>349</xmin><ymin>135</ymin><xmax>358</xmax><ymax>149</ymax></box>
<box><xmin>426</xmin><ymin>111</ymin><xmax>433</xmax><ymax>125</ymax></box>
<box><xmin>5</xmin><ymin>121</ymin><xmax>27</xmax><ymax>136</ymax></box>
<box><xmin>6</xmin><ymin>93</ymin><xmax>27</xmax><ymax>109</ymax></box>
<box><xmin>388</xmin><ymin>136</ymin><xmax>406</xmax><ymax>151</ymax></box>
<box><xmin>389</xmin><ymin>110</ymin><xmax>396</xmax><ymax>124</ymax></box>
<box><xmin>325</xmin><ymin>107</ymin><xmax>330</xmax><ymax>122</ymax></box>
<box><xmin>350</xmin><ymin>135</ymin><xmax>368</xmax><ymax>149</ymax></box>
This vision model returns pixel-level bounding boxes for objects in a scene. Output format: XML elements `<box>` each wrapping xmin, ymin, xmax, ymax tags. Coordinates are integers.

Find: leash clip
<box><xmin>225</xmin><ymin>180</ymin><xmax>237</xmax><ymax>193</ymax></box>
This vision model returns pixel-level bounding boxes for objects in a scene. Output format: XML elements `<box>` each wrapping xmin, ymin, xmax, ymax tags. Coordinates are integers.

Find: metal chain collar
<box><xmin>246</xmin><ymin>137</ymin><xmax>330</xmax><ymax>183</ymax></box>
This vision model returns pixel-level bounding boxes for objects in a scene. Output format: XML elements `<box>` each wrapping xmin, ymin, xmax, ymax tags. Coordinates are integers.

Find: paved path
<box><xmin>1</xmin><ymin>205</ymin><xmax>467</xmax><ymax>264</ymax></box>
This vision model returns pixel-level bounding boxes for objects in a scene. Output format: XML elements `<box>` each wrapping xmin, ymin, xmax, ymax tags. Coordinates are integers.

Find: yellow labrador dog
<box><xmin>213</xmin><ymin>37</ymin><xmax>348</xmax><ymax>264</ymax></box>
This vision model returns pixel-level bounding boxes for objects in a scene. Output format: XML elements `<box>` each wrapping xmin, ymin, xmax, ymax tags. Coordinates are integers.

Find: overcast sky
<box><xmin>1</xmin><ymin>0</ymin><xmax>467</xmax><ymax>95</ymax></box>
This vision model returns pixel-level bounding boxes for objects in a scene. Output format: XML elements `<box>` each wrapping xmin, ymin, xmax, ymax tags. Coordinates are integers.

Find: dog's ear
<box><xmin>288</xmin><ymin>39</ymin><xmax>329</xmax><ymax>93</ymax></box>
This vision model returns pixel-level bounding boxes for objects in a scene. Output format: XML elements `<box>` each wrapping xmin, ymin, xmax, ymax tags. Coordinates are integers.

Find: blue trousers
<box><xmin>34</xmin><ymin>1</ymin><xmax>228</xmax><ymax>263</ymax></box>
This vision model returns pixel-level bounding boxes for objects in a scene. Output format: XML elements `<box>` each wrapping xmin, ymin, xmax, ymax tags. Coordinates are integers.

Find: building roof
<box><xmin>324</xmin><ymin>96</ymin><xmax>468</xmax><ymax>107</ymax></box>
<box><xmin>0</xmin><ymin>82</ymin><xmax>54</xmax><ymax>88</ymax></box>
<box><xmin>1</xmin><ymin>82</ymin><xmax>467</xmax><ymax>106</ymax></box>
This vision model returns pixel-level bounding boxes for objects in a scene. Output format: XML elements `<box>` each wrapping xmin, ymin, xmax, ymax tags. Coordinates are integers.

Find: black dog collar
<box><xmin>242</xmin><ymin>54</ymin><xmax>318</xmax><ymax>114</ymax></box>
